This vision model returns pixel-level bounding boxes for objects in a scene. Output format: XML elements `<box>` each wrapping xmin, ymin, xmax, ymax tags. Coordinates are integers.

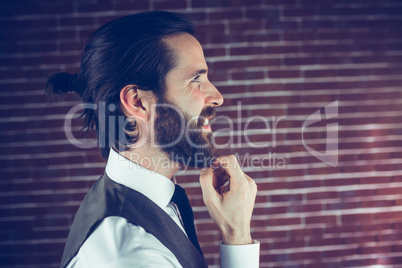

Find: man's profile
<box><xmin>46</xmin><ymin>10</ymin><xmax>259</xmax><ymax>268</ymax></box>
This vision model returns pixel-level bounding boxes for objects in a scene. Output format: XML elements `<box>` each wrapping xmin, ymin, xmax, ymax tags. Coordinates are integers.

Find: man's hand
<box><xmin>199</xmin><ymin>155</ymin><xmax>257</xmax><ymax>245</ymax></box>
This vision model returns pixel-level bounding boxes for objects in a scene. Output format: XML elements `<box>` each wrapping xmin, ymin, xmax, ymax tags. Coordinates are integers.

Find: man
<box><xmin>47</xmin><ymin>11</ymin><xmax>259</xmax><ymax>267</ymax></box>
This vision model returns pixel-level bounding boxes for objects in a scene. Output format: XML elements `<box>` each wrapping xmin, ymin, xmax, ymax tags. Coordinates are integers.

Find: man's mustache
<box><xmin>197</xmin><ymin>106</ymin><xmax>216</xmax><ymax>127</ymax></box>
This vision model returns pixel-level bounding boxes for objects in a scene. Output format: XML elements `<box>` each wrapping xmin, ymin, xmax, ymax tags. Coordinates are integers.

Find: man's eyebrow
<box><xmin>187</xmin><ymin>69</ymin><xmax>208</xmax><ymax>79</ymax></box>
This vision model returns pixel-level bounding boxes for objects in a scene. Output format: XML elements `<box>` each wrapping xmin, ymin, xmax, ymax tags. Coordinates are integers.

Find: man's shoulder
<box><xmin>75</xmin><ymin>216</ymin><xmax>182</xmax><ymax>267</ymax></box>
<box><xmin>68</xmin><ymin>216</ymin><xmax>166</xmax><ymax>267</ymax></box>
<box><xmin>61</xmin><ymin>174</ymin><xmax>130</xmax><ymax>267</ymax></box>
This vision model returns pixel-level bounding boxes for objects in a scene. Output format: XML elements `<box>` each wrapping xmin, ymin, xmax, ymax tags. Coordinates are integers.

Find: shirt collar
<box><xmin>105</xmin><ymin>148</ymin><xmax>175</xmax><ymax>209</ymax></box>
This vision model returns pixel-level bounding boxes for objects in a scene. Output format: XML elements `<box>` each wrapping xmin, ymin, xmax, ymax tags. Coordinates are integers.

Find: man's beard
<box><xmin>153</xmin><ymin>100</ymin><xmax>216</xmax><ymax>168</ymax></box>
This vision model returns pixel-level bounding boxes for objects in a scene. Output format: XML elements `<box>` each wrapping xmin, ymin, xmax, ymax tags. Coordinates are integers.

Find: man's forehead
<box><xmin>163</xmin><ymin>34</ymin><xmax>208</xmax><ymax>75</ymax></box>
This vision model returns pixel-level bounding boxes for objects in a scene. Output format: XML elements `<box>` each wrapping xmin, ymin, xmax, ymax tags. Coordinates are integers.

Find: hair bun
<box><xmin>45</xmin><ymin>72</ymin><xmax>78</xmax><ymax>98</ymax></box>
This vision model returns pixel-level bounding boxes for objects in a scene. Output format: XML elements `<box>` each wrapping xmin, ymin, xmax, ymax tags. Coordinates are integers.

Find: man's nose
<box><xmin>205</xmin><ymin>81</ymin><xmax>224</xmax><ymax>107</ymax></box>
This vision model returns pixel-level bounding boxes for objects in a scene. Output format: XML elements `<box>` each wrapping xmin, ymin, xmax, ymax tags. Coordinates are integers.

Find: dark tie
<box><xmin>171</xmin><ymin>184</ymin><xmax>204</xmax><ymax>257</ymax></box>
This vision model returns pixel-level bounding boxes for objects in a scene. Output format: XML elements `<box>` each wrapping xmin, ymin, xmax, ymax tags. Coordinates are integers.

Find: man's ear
<box><xmin>119</xmin><ymin>85</ymin><xmax>154</xmax><ymax>122</ymax></box>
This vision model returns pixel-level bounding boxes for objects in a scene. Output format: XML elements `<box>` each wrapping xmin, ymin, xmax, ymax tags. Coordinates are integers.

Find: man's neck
<box><xmin>118</xmin><ymin>146</ymin><xmax>179</xmax><ymax>180</ymax></box>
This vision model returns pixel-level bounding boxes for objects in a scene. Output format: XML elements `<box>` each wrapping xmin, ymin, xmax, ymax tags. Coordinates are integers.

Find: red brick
<box><xmin>375</xmin><ymin>211</ymin><xmax>402</xmax><ymax>220</ymax></box>
<box><xmin>200</xmin><ymin>244</ymin><xmax>219</xmax><ymax>254</ymax></box>
<box><xmin>196</xmin><ymin>23</ymin><xmax>225</xmax><ymax>34</ymax></box>
<box><xmin>284</xmin><ymin>56</ymin><xmax>318</xmax><ymax>66</ymax></box>
<box><xmin>153</xmin><ymin>0</ymin><xmax>187</xmax><ymax>9</ymax></box>
<box><xmin>231</xmin><ymin>70</ymin><xmax>265</xmax><ymax>81</ymax></box>
<box><xmin>325</xmin><ymin>201</ymin><xmax>359</xmax><ymax>211</ymax></box>
<box><xmin>342</xmin><ymin>213</ymin><xmax>374</xmax><ymax>223</ymax></box>
<box><xmin>272</xmin><ymin>168</ymin><xmax>306</xmax><ymax>178</ymax></box>
<box><xmin>361</xmin><ymin>200</ymin><xmax>394</xmax><ymax>208</ymax></box>
<box><xmin>266</xmin><ymin>45</ymin><xmax>300</xmax><ymax>54</ymax></box>
<box><xmin>309</xmin><ymin>237</ymin><xmax>343</xmax><ymax>247</ymax></box>
<box><xmin>359</xmin><ymin>177</ymin><xmax>391</xmax><ymax>184</ymax></box>
<box><xmin>307</xmin><ymin>191</ymin><xmax>338</xmax><ymax>200</ymax></box>
<box><xmin>257</xmin><ymin>181</ymin><xmax>287</xmax><ymax>191</ymax></box>
<box><xmin>360</xmin><ymin>245</ymin><xmax>393</xmax><ymax>254</ymax></box>
<box><xmin>209</xmin><ymin>10</ymin><xmax>243</xmax><ymax>20</ymax></box>
<box><xmin>290</xmin><ymin>227</ymin><xmax>323</xmax><ymax>239</ymax></box>
<box><xmin>323</xmin><ymin>248</ymin><xmax>358</xmax><ymax>258</ymax></box>
<box><xmin>268</xmin><ymin>217</ymin><xmax>301</xmax><ymax>226</ymax></box>
<box><xmin>263</xmin><ymin>0</ymin><xmax>298</xmax><ymax>4</ymax></box>
<box><xmin>269</xmin><ymin>70</ymin><xmax>301</xmax><ymax>79</ymax></box>
<box><xmin>324</xmin><ymin>178</ymin><xmax>359</xmax><ymax>187</ymax></box>
<box><xmin>288</xmin><ymin>179</ymin><xmax>321</xmax><ymax>189</ymax></box>
<box><xmin>324</xmin><ymin>224</ymin><xmax>359</xmax><ymax>234</ymax></box>
<box><xmin>59</xmin><ymin>17</ymin><xmax>95</xmax><ymax>27</ymax></box>
<box><xmin>304</xmin><ymin>69</ymin><xmax>338</xmax><ymax>78</ymax></box>
<box><xmin>272</xmin><ymin>239</ymin><xmax>305</xmax><ymax>250</ymax></box>
<box><xmin>378</xmin><ymin>232</ymin><xmax>402</xmax><ymax>242</ymax></box>
<box><xmin>247</xmin><ymin>83</ymin><xmax>283</xmax><ymax>92</ymax></box>
<box><xmin>377</xmin><ymin>187</ymin><xmax>402</xmax><ymax>196</ymax></box>
<box><xmin>253</xmin><ymin>230</ymin><xmax>287</xmax><ymax>239</ymax></box>
<box><xmin>270</xmin><ymin>193</ymin><xmax>303</xmax><ymax>203</ymax></box>
<box><xmin>376</xmin><ymin>163</ymin><xmax>402</xmax><ymax>172</ymax></box>
<box><xmin>245</xmin><ymin>8</ymin><xmax>280</xmax><ymax>19</ymax></box>
<box><xmin>253</xmin><ymin>206</ymin><xmax>287</xmax><ymax>216</ymax></box>
<box><xmin>341</xmin><ymin>189</ymin><xmax>374</xmax><ymax>199</ymax></box>
<box><xmin>344</xmin><ymin>234</ymin><xmax>377</xmax><ymax>244</ymax></box>
<box><xmin>284</xmin><ymin>31</ymin><xmax>316</xmax><ymax>41</ymax></box>
<box><xmin>306</xmin><ymin>215</ymin><xmax>337</xmax><ymax>224</ymax></box>
<box><xmin>283</xmin><ymin>8</ymin><xmax>316</xmax><ymax>17</ymax></box>
<box><xmin>208</xmin><ymin>33</ymin><xmax>246</xmax><ymax>44</ymax></box>
<box><xmin>203</xmin><ymin>47</ymin><xmax>225</xmax><ymax>58</ymax></box>
<box><xmin>192</xmin><ymin>0</ymin><xmax>261</xmax><ymax>8</ymax></box>
<box><xmin>260</xmin><ymin>252</ymin><xmax>288</xmax><ymax>263</ymax></box>
<box><xmin>229</xmin><ymin>21</ymin><xmax>263</xmax><ymax>33</ymax></box>
<box><xmin>229</xmin><ymin>46</ymin><xmax>265</xmax><ymax>56</ymax></box>
<box><xmin>341</xmin><ymin>258</ymin><xmax>377</xmax><ymax>267</ymax></box>
<box><xmin>289</xmin><ymin>203</ymin><xmax>322</xmax><ymax>213</ymax></box>
<box><xmin>361</xmin><ymin>222</ymin><xmax>392</xmax><ymax>232</ymax></box>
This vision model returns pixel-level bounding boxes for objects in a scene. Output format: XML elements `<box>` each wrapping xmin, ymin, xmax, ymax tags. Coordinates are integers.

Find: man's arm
<box><xmin>199</xmin><ymin>155</ymin><xmax>260</xmax><ymax>267</ymax></box>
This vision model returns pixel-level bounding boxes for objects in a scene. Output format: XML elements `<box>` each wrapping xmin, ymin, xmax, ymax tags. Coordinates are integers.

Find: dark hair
<box><xmin>46</xmin><ymin>11</ymin><xmax>195</xmax><ymax>159</ymax></box>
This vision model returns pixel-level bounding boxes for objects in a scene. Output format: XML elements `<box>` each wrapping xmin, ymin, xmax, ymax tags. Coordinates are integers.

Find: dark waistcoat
<box><xmin>60</xmin><ymin>174</ymin><xmax>207</xmax><ymax>268</ymax></box>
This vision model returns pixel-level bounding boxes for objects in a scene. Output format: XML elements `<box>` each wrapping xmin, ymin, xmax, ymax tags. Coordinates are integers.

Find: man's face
<box><xmin>153</xmin><ymin>33</ymin><xmax>224</xmax><ymax>168</ymax></box>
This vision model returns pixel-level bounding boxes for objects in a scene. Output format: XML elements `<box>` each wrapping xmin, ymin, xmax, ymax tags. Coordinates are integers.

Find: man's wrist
<box><xmin>221</xmin><ymin>228</ymin><xmax>252</xmax><ymax>245</ymax></box>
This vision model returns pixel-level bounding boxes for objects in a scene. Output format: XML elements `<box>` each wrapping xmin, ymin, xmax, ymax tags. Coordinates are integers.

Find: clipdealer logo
<box><xmin>63</xmin><ymin>100</ymin><xmax>339</xmax><ymax>168</ymax></box>
<box><xmin>302</xmin><ymin>101</ymin><xmax>339</xmax><ymax>167</ymax></box>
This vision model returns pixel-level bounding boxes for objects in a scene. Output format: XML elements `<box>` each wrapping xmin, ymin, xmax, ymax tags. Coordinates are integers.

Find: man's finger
<box><xmin>199</xmin><ymin>167</ymin><xmax>219</xmax><ymax>203</ymax></box>
<box><xmin>215</xmin><ymin>155</ymin><xmax>245</xmax><ymax>184</ymax></box>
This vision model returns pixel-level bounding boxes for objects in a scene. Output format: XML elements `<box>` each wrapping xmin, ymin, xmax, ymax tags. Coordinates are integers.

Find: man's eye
<box><xmin>191</xmin><ymin>75</ymin><xmax>200</xmax><ymax>82</ymax></box>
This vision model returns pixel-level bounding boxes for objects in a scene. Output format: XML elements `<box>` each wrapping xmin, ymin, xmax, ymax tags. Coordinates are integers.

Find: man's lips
<box><xmin>202</xmin><ymin>124</ymin><xmax>211</xmax><ymax>130</ymax></box>
<box><xmin>201</xmin><ymin>116</ymin><xmax>213</xmax><ymax>130</ymax></box>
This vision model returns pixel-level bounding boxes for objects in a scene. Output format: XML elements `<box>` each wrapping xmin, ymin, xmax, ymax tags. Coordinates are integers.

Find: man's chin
<box><xmin>170</xmin><ymin>145</ymin><xmax>216</xmax><ymax>169</ymax></box>
<box><xmin>180</xmin><ymin>156</ymin><xmax>215</xmax><ymax>169</ymax></box>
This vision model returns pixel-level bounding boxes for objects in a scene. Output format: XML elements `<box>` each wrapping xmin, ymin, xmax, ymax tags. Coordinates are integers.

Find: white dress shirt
<box><xmin>68</xmin><ymin>149</ymin><xmax>260</xmax><ymax>267</ymax></box>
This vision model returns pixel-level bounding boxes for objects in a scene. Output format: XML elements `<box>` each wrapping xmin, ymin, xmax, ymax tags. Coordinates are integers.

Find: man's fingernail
<box><xmin>201</xmin><ymin>168</ymin><xmax>208</xmax><ymax>172</ymax></box>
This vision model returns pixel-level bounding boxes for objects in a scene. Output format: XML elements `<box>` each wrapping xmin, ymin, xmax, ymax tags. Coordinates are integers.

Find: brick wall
<box><xmin>1</xmin><ymin>0</ymin><xmax>402</xmax><ymax>267</ymax></box>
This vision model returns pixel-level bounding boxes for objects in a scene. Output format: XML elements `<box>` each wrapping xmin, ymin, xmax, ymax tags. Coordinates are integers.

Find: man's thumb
<box><xmin>199</xmin><ymin>167</ymin><xmax>218</xmax><ymax>202</ymax></box>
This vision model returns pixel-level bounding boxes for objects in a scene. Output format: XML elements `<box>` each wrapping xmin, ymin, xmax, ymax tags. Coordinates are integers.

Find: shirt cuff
<box><xmin>220</xmin><ymin>240</ymin><xmax>260</xmax><ymax>268</ymax></box>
